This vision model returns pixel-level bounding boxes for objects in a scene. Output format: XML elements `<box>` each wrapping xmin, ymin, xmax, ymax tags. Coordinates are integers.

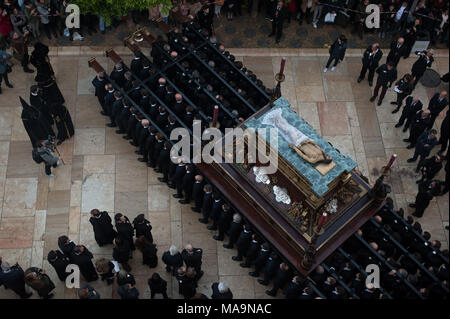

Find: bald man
<box><xmin>394</xmin><ymin>96</ymin><xmax>423</xmax><ymax>132</ymax></box>
<box><xmin>174</xmin><ymin>93</ymin><xmax>186</xmax><ymax>117</ymax></box>
<box><xmin>156</xmin><ymin>77</ymin><xmax>166</xmax><ymax>97</ymax></box>
<box><xmin>181</xmin><ymin>244</ymin><xmax>204</xmax><ymax>281</ymax></box>
<box><xmin>427</xmin><ymin>91</ymin><xmax>449</xmax><ymax>130</ymax></box>
<box><xmin>387</xmin><ymin>37</ymin><xmax>407</xmax><ymax>67</ymax></box>
<box><xmin>134</xmin><ymin>119</ymin><xmax>150</xmax><ymax>155</ymax></box>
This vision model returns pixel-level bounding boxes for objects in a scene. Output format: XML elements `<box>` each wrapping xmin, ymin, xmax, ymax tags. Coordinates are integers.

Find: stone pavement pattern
<box><xmin>0</xmin><ymin>48</ymin><xmax>448</xmax><ymax>299</ymax></box>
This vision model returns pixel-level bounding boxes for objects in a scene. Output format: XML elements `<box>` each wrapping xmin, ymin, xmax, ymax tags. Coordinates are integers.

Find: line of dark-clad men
<box><xmin>357</xmin><ymin>39</ymin><xmax>449</xmax><ymax>219</ymax></box>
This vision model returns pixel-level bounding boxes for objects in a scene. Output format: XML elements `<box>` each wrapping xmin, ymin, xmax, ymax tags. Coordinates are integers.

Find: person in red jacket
<box><xmin>0</xmin><ymin>8</ymin><xmax>13</xmax><ymax>38</ymax></box>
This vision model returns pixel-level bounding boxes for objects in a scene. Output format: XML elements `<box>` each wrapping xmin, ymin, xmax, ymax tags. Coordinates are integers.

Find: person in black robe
<box><xmin>113</xmin><ymin>236</ymin><xmax>133</xmax><ymax>272</ymax></box>
<box><xmin>92</xmin><ymin>72</ymin><xmax>108</xmax><ymax>108</ymax></box>
<box><xmin>89</xmin><ymin>209</ymin><xmax>117</xmax><ymax>246</ymax></box>
<box><xmin>20</xmin><ymin>97</ymin><xmax>54</xmax><ymax>147</ymax></box>
<box><xmin>95</xmin><ymin>258</ymin><xmax>115</xmax><ymax>285</ymax></box>
<box><xmin>70</xmin><ymin>245</ymin><xmax>98</xmax><ymax>282</ymax></box>
<box><xmin>30</xmin><ymin>85</ymin><xmax>53</xmax><ymax>127</ymax></box>
<box><xmin>132</xmin><ymin>214</ymin><xmax>153</xmax><ymax>244</ymax></box>
<box><xmin>114</xmin><ymin>213</ymin><xmax>135</xmax><ymax>251</ymax></box>
<box><xmin>211</xmin><ymin>282</ymin><xmax>233</xmax><ymax>299</ymax></box>
<box><xmin>156</xmin><ymin>141</ymin><xmax>171</xmax><ymax>181</ymax></box>
<box><xmin>49</xmin><ymin>103</ymin><xmax>74</xmax><ymax>145</ymax></box>
<box><xmin>30</xmin><ymin>42</ymin><xmax>65</xmax><ymax>105</ymax></box>
<box><xmin>0</xmin><ymin>261</ymin><xmax>32</xmax><ymax>299</ymax></box>
<box><xmin>214</xmin><ymin>203</ymin><xmax>234</xmax><ymax>241</ymax></box>
<box><xmin>223</xmin><ymin>213</ymin><xmax>242</xmax><ymax>249</ymax></box>
<box><xmin>162</xmin><ymin>245</ymin><xmax>184</xmax><ymax>275</ymax></box>
<box><xmin>135</xmin><ymin>236</ymin><xmax>158</xmax><ymax>268</ymax></box>
<box><xmin>57</xmin><ymin>235</ymin><xmax>75</xmax><ymax>260</ymax></box>
<box><xmin>47</xmin><ymin>250</ymin><xmax>70</xmax><ymax>281</ymax></box>
<box><xmin>148</xmin><ymin>273</ymin><xmax>169</xmax><ymax>299</ymax></box>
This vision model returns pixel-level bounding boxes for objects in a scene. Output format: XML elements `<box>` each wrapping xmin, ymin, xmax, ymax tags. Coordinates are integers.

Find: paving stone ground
<box><xmin>0</xmin><ymin>48</ymin><xmax>448</xmax><ymax>299</ymax></box>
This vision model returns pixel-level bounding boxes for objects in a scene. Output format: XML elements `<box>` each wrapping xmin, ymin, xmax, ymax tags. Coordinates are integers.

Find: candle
<box><xmin>279</xmin><ymin>57</ymin><xmax>286</xmax><ymax>77</ymax></box>
<box><xmin>385</xmin><ymin>154</ymin><xmax>397</xmax><ymax>171</ymax></box>
<box><xmin>316</xmin><ymin>212</ymin><xmax>328</xmax><ymax>232</ymax></box>
<box><xmin>212</xmin><ymin>105</ymin><xmax>219</xmax><ymax>127</ymax></box>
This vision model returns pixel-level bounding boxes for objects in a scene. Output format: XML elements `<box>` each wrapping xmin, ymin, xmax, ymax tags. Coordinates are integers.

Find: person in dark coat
<box><xmin>113</xmin><ymin>236</ymin><xmax>133</xmax><ymax>272</ymax></box>
<box><xmin>108</xmin><ymin>91</ymin><xmax>123</xmax><ymax>127</ymax></box>
<box><xmin>20</xmin><ymin>97</ymin><xmax>55</xmax><ymax>147</ymax></box>
<box><xmin>267</xmin><ymin>1</ymin><xmax>286</xmax><ymax>44</ymax></box>
<box><xmin>427</xmin><ymin>91</ymin><xmax>448</xmax><ymax>130</ymax></box>
<box><xmin>179</xmin><ymin>164</ymin><xmax>195</xmax><ymax>204</ymax></box>
<box><xmin>232</xmin><ymin>224</ymin><xmax>252</xmax><ymax>261</ymax></box>
<box><xmin>70</xmin><ymin>245</ymin><xmax>98</xmax><ymax>282</ymax></box>
<box><xmin>394</xmin><ymin>96</ymin><xmax>423</xmax><ymax>131</ymax></box>
<box><xmin>156</xmin><ymin>141</ymin><xmax>171</xmax><ymax>181</ymax></box>
<box><xmin>181</xmin><ymin>244</ymin><xmax>204</xmax><ymax>280</ymax></box>
<box><xmin>110</xmin><ymin>63</ymin><xmax>126</xmax><ymax>88</ymax></box>
<box><xmin>407</xmin><ymin>129</ymin><xmax>438</xmax><ymax>170</ymax></box>
<box><xmin>139</xmin><ymin>127</ymin><xmax>157</xmax><ymax>166</ymax></box>
<box><xmin>199</xmin><ymin>184</ymin><xmax>213</xmax><ymax>224</ymax></box>
<box><xmin>240</xmin><ymin>234</ymin><xmax>260</xmax><ymax>268</ymax></box>
<box><xmin>162</xmin><ymin>245</ymin><xmax>184</xmax><ymax>275</ymax></box>
<box><xmin>114</xmin><ymin>213</ymin><xmax>135</xmax><ymax>251</ymax></box>
<box><xmin>284</xmin><ymin>276</ymin><xmax>303</xmax><ymax>299</ymax></box>
<box><xmin>47</xmin><ymin>250</ymin><xmax>70</xmax><ymax>281</ymax></box>
<box><xmin>0</xmin><ymin>260</ymin><xmax>32</xmax><ymax>298</ymax></box>
<box><xmin>116</xmin><ymin>99</ymin><xmax>132</xmax><ymax>134</ymax></box>
<box><xmin>223</xmin><ymin>213</ymin><xmax>242</xmax><ymax>248</ymax></box>
<box><xmin>357</xmin><ymin>43</ymin><xmax>383</xmax><ymax>86</ymax></box>
<box><xmin>89</xmin><ymin>209</ymin><xmax>117</xmax><ymax>246</ymax></box>
<box><xmin>171</xmin><ymin>160</ymin><xmax>187</xmax><ymax>199</ymax></box>
<box><xmin>265</xmin><ymin>262</ymin><xmax>292</xmax><ymax>296</ymax></box>
<box><xmin>102</xmin><ymin>83</ymin><xmax>115</xmax><ymax>117</ymax></box>
<box><xmin>135</xmin><ymin>236</ymin><xmax>158</xmax><ymax>268</ymax></box>
<box><xmin>30</xmin><ymin>85</ymin><xmax>53</xmax><ymax>127</ymax></box>
<box><xmin>438</xmin><ymin>110</ymin><xmax>449</xmax><ymax>156</ymax></box>
<box><xmin>148</xmin><ymin>273</ymin><xmax>169</xmax><ymax>299</ymax></box>
<box><xmin>132</xmin><ymin>214</ymin><xmax>153</xmax><ymax>244</ymax></box>
<box><xmin>386</xmin><ymin>37</ymin><xmax>408</xmax><ymax>67</ymax></box>
<box><xmin>417</xmin><ymin>155</ymin><xmax>443</xmax><ymax>184</ymax></box>
<box><xmin>258</xmin><ymin>252</ymin><xmax>281</xmax><ymax>286</ymax></box>
<box><xmin>323</xmin><ymin>35</ymin><xmax>347</xmax><ymax>72</ymax></box>
<box><xmin>24</xmin><ymin>267</ymin><xmax>55</xmax><ymax>299</ymax></box>
<box><xmin>211</xmin><ymin>282</ymin><xmax>233</xmax><ymax>299</ymax></box>
<box><xmin>207</xmin><ymin>192</ymin><xmax>223</xmax><ymax>231</ymax></box>
<box><xmin>191</xmin><ymin>175</ymin><xmax>205</xmax><ymax>213</ymax></box>
<box><xmin>409</xmin><ymin>180</ymin><xmax>441</xmax><ymax>218</ymax></box>
<box><xmin>95</xmin><ymin>258</ymin><xmax>116</xmax><ymax>285</ymax></box>
<box><xmin>196</xmin><ymin>5</ymin><xmax>214</xmax><ymax>37</ymax></box>
<box><xmin>404</xmin><ymin>109</ymin><xmax>432</xmax><ymax>148</ymax></box>
<box><xmin>411</xmin><ymin>49</ymin><xmax>434</xmax><ymax>86</ymax></box>
<box><xmin>118</xmin><ymin>283</ymin><xmax>139</xmax><ymax>299</ymax></box>
<box><xmin>176</xmin><ymin>266</ymin><xmax>197</xmax><ymax>299</ymax></box>
<box><xmin>390</xmin><ymin>74</ymin><xmax>414</xmax><ymax>111</ymax></box>
<box><xmin>249</xmin><ymin>242</ymin><xmax>272</xmax><ymax>277</ymax></box>
<box><xmin>130</xmin><ymin>51</ymin><xmax>143</xmax><ymax>75</ymax></box>
<box><xmin>92</xmin><ymin>72</ymin><xmax>108</xmax><ymax>108</ymax></box>
<box><xmin>370</xmin><ymin>62</ymin><xmax>397</xmax><ymax>106</ymax></box>
<box><xmin>78</xmin><ymin>283</ymin><xmax>101</xmax><ymax>299</ymax></box>
<box><xmin>214</xmin><ymin>203</ymin><xmax>234</xmax><ymax>241</ymax></box>
<box><xmin>58</xmin><ymin>235</ymin><xmax>75</xmax><ymax>259</ymax></box>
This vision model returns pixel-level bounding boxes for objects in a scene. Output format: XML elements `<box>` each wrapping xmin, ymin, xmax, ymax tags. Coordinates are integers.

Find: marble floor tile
<box><xmin>2</xmin><ymin>177</ymin><xmax>38</xmax><ymax>218</ymax></box>
<box><xmin>81</xmin><ymin>173</ymin><xmax>115</xmax><ymax>213</ymax></box>
<box><xmin>47</xmin><ymin>190</ymin><xmax>71</xmax><ymax>215</ymax></box>
<box><xmin>73</xmin><ymin>128</ymin><xmax>106</xmax><ymax>155</ymax></box>
<box><xmin>318</xmin><ymin>102</ymin><xmax>350</xmax><ymax>136</ymax></box>
<box><xmin>356</xmin><ymin>106</ymin><xmax>381</xmax><ymax>138</ymax></box>
<box><xmin>115</xmin><ymin>153</ymin><xmax>148</xmax><ymax>192</ymax></box>
<box><xmin>362</xmin><ymin>137</ymin><xmax>386</xmax><ymax>158</ymax></box>
<box><xmin>297</xmin><ymin>103</ymin><xmax>321</xmax><ymax>132</ymax></box>
<box><xmin>114</xmin><ymin>191</ymin><xmax>148</xmax><ymax>221</ymax></box>
<box><xmin>83</xmin><ymin>155</ymin><xmax>116</xmax><ymax>175</ymax></box>
<box><xmin>148</xmin><ymin>185</ymin><xmax>170</xmax><ymax>212</ymax></box>
<box><xmin>0</xmin><ymin>107</ymin><xmax>14</xmax><ymax>136</ymax></box>
<box><xmin>324</xmin><ymin>80</ymin><xmax>354</xmax><ymax>102</ymax></box>
<box><xmin>33</xmin><ymin>210</ymin><xmax>47</xmax><ymax>241</ymax></box>
<box><xmin>75</xmin><ymin>95</ymin><xmax>108</xmax><ymax>129</ymax></box>
<box><xmin>36</xmin><ymin>176</ymin><xmax>49</xmax><ymax>211</ymax></box>
<box><xmin>0</xmin><ymin>217</ymin><xmax>35</xmax><ymax>248</ymax></box>
<box><xmin>49</xmin><ymin>164</ymin><xmax>72</xmax><ymax>191</ymax></box>
<box><xmin>295</xmin><ymin>85</ymin><xmax>325</xmax><ymax>102</ymax></box>
<box><xmin>0</xmin><ymin>141</ymin><xmax>10</xmax><ymax>165</ymax></box>
<box><xmin>10</xmin><ymin>107</ymin><xmax>30</xmax><ymax>142</ymax></box>
<box><xmin>149</xmin><ymin>212</ymin><xmax>171</xmax><ymax>247</ymax></box>
<box><xmin>292</xmin><ymin>58</ymin><xmax>322</xmax><ymax>86</ymax></box>
<box><xmin>182</xmin><ymin>231</ymin><xmax>217</xmax><ymax>254</ymax></box>
<box><xmin>105</xmin><ymin>127</ymin><xmax>136</xmax><ymax>154</ymax></box>
<box><xmin>71</xmin><ymin>155</ymin><xmax>84</xmax><ymax>181</ymax></box>
<box><xmin>380</xmin><ymin>123</ymin><xmax>409</xmax><ymax>149</ymax></box>
<box><xmin>324</xmin><ymin>135</ymin><xmax>356</xmax><ymax>160</ymax></box>
<box><xmin>6</xmin><ymin>141</ymin><xmax>40</xmax><ymax>178</ymax></box>
<box><xmin>0</xmin><ymin>248</ymin><xmax>32</xmax><ymax>269</ymax></box>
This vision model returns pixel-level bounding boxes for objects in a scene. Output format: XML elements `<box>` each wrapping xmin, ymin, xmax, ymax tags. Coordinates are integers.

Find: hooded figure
<box><xmin>30</xmin><ymin>42</ymin><xmax>65</xmax><ymax>105</ymax></box>
<box><xmin>20</xmin><ymin>97</ymin><xmax>55</xmax><ymax>147</ymax></box>
<box><xmin>49</xmin><ymin>103</ymin><xmax>74</xmax><ymax>144</ymax></box>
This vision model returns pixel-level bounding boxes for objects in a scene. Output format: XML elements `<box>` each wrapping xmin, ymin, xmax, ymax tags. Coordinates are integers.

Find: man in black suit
<box><xmin>411</xmin><ymin>49</ymin><xmax>434</xmax><ymax>87</ymax></box>
<box><xmin>110</xmin><ymin>63</ymin><xmax>126</xmax><ymax>88</ymax></box>
<box><xmin>370</xmin><ymin>62</ymin><xmax>397</xmax><ymax>106</ymax></box>
<box><xmin>170</xmin><ymin>158</ymin><xmax>187</xmax><ymax>196</ymax></box>
<box><xmin>232</xmin><ymin>224</ymin><xmax>252</xmax><ymax>261</ymax></box>
<box><xmin>358</xmin><ymin>43</ymin><xmax>383</xmax><ymax>86</ymax></box>
<box><xmin>214</xmin><ymin>203</ymin><xmax>234</xmax><ymax>241</ymax></box>
<box><xmin>211</xmin><ymin>282</ymin><xmax>233</xmax><ymax>299</ymax></box>
<box><xmin>207</xmin><ymin>192</ymin><xmax>223</xmax><ymax>231</ymax></box>
<box><xmin>249</xmin><ymin>242</ymin><xmax>271</xmax><ymax>277</ymax></box>
<box><xmin>70</xmin><ymin>245</ymin><xmax>98</xmax><ymax>282</ymax></box>
<box><xmin>92</xmin><ymin>72</ymin><xmax>108</xmax><ymax>109</ymax></box>
<box><xmin>199</xmin><ymin>184</ymin><xmax>213</xmax><ymax>224</ymax></box>
<box><xmin>223</xmin><ymin>213</ymin><xmax>242</xmax><ymax>248</ymax></box>
<box><xmin>257</xmin><ymin>252</ymin><xmax>281</xmax><ymax>286</ymax></box>
<box><xmin>103</xmin><ymin>83</ymin><xmax>115</xmax><ymax>117</ymax></box>
<box><xmin>157</xmin><ymin>141</ymin><xmax>171</xmax><ymax>183</ymax></box>
<box><xmin>139</xmin><ymin>126</ymin><xmax>157</xmax><ymax>166</ymax></box>
<box><xmin>130</xmin><ymin>51</ymin><xmax>143</xmax><ymax>75</ymax></box>
<box><xmin>162</xmin><ymin>245</ymin><xmax>183</xmax><ymax>275</ymax></box>
<box><xmin>266</xmin><ymin>262</ymin><xmax>292</xmax><ymax>296</ymax></box>
<box><xmin>47</xmin><ymin>250</ymin><xmax>70</xmax><ymax>282</ymax></box>
<box><xmin>268</xmin><ymin>1</ymin><xmax>286</xmax><ymax>44</ymax></box>
<box><xmin>438</xmin><ymin>110</ymin><xmax>448</xmax><ymax>156</ymax></box>
<box><xmin>0</xmin><ymin>260</ymin><xmax>33</xmax><ymax>298</ymax></box>
<box><xmin>404</xmin><ymin>109</ymin><xmax>432</xmax><ymax>148</ymax></box>
<box><xmin>116</xmin><ymin>99</ymin><xmax>131</xmax><ymax>134</ymax></box>
<box><xmin>407</xmin><ymin>129</ymin><xmax>438</xmax><ymax>170</ymax></box>
<box><xmin>108</xmin><ymin>91</ymin><xmax>122</xmax><ymax>127</ymax></box>
<box><xmin>394</xmin><ymin>96</ymin><xmax>423</xmax><ymax>131</ymax></box>
<box><xmin>386</xmin><ymin>37</ymin><xmax>407</xmax><ymax>67</ymax></box>
<box><xmin>284</xmin><ymin>276</ymin><xmax>303</xmax><ymax>299</ymax></box>
<box><xmin>409</xmin><ymin>180</ymin><xmax>440</xmax><ymax>218</ymax></box>
<box><xmin>179</xmin><ymin>164</ymin><xmax>195</xmax><ymax>204</ymax></box>
<box><xmin>89</xmin><ymin>209</ymin><xmax>117</xmax><ymax>247</ymax></box>
<box><xmin>417</xmin><ymin>155</ymin><xmax>443</xmax><ymax>184</ymax></box>
<box><xmin>240</xmin><ymin>234</ymin><xmax>260</xmax><ymax>268</ymax></box>
<box><xmin>181</xmin><ymin>244</ymin><xmax>204</xmax><ymax>280</ymax></box>
<box><xmin>427</xmin><ymin>91</ymin><xmax>448</xmax><ymax>130</ymax></box>
<box><xmin>165</xmin><ymin>115</ymin><xmax>178</xmax><ymax>137</ymax></box>
<box><xmin>174</xmin><ymin>94</ymin><xmax>187</xmax><ymax>118</ymax></box>
<box><xmin>191</xmin><ymin>175</ymin><xmax>204</xmax><ymax>212</ymax></box>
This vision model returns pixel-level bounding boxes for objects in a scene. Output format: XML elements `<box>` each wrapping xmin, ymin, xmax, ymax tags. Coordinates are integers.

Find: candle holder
<box><xmin>272</xmin><ymin>73</ymin><xmax>286</xmax><ymax>101</ymax></box>
<box><xmin>313</xmin><ymin>225</ymin><xmax>325</xmax><ymax>236</ymax></box>
<box><xmin>209</xmin><ymin>121</ymin><xmax>221</xmax><ymax>129</ymax></box>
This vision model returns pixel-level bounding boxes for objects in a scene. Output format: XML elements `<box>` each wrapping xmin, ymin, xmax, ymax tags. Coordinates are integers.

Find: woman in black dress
<box><xmin>89</xmin><ymin>209</ymin><xmax>117</xmax><ymax>246</ymax></box>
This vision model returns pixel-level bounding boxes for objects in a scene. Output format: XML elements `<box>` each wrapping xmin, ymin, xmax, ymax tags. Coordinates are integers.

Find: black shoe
<box><xmin>370</xmin><ymin>96</ymin><xmax>376</xmax><ymax>102</ymax></box>
<box><xmin>191</xmin><ymin>207</ymin><xmax>200</xmax><ymax>213</ymax></box>
<box><xmin>266</xmin><ymin>290</ymin><xmax>276</xmax><ymax>297</ymax></box>
<box><xmin>213</xmin><ymin>235</ymin><xmax>223</xmax><ymax>241</ymax></box>
<box><xmin>416</xmin><ymin>179</ymin><xmax>422</xmax><ymax>184</ymax></box>
<box><xmin>5</xmin><ymin>83</ymin><xmax>13</xmax><ymax>88</ymax></box>
<box><xmin>392</xmin><ymin>108</ymin><xmax>400</xmax><ymax>114</ymax></box>
<box><xmin>146</xmin><ymin>162</ymin><xmax>152</xmax><ymax>167</ymax></box>
<box><xmin>402</xmin><ymin>126</ymin><xmax>408</xmax><ymax>132</ymax></box>
<box><xmin>223</xmin><ymin>244</ymin><xmax>233</xmax><ymax>249</ymax></box>
<box><xmin>258</xmin><ymin>279</ymin><xmax>269</xmax><ymax>286</ymax></box>
<box><xmin>115</xmin><ymin>130</ymin><xmax>125</xmax><ymax>134</ymax></box>
<box><xmin>123</xmin><ymin>136</ymin><xmax>132</xmax><ymax>140</ymax></box>
<box><xmin>135</xmin><ymin>150</ymin><xmax>142</xmax><ymax>155</ymax></box>
<box><xmin>406</xmin><ymin>145</ymin><xmax>414</xmax><ymax>149</ymax></box>
<box><xmin>179</xmin><ymin>199</ymin><xmax>189</xmax><ymax>204</ymax></box>
<box><xmin>173</xmin><ymin>194</ymin><xmax>182</xmax><ymax>199</ymax></box>
<box><xmin>407</xmin><ymin>158</ymin><xmax>416</xmax><ymax>162</ymax></box>
<box><xmin>395</xmin><ymin>123</ymin><xmax>402</xmax><ymax>127</ymax></box>
<box><xmin>232</xmin><ymin>256</ymin><xmax>242</xmax><ymax>261</ymax></box>
<box><xmin>369</xmin><ymin>81</ymin><xmax>373</xmax><ymax>86</ymax></box>
<box><xmin>207</xmin><ymin>225</ymin><xmax>217</xmax><ymax>230</ymax></box>
<box><xmin>377</xmin><ymin>100</ymin><xmax>382</xmax><ymax>106</ymax></box>
<box><xmin>129</xmin><ymin>141</ymin><xmax>138</xmax><ymax>146</ymax></box>
<box><xmin>357</xmin><ymin>77</ymin><xmax>363</xmax><ymax>83</ymax></box>
<box><xmin>390</xmin><ymin>101</ymin><xmax>397</xmax><ymax>105</ymax></box>
<box><xmin>158</xmin><ymin>178</ymin><xmax>168</xmax><ymax>183</ymax></box>
<box><xmin>412</xmin><ymin>213</ymin><xmax>422</xmax><ymax>218</ymax></box>
<box><xmin>409</xmin><ymin>203</ymin><xmax>416</xmax><ymax>208</ymax></box>
<box><xmin>403</xmin><ymin>138</ymin><xmax>410</xmax><ymax>142</ymax></box>
<box><xmin>100</xmin><ymin>111</ymin><xmax>108</xmax><ymax>116</ymax></box>
<box><xmin>138</xmin><ymin>158</ymin><xmax>147</xmax><ymax>162</ymax></box>
<box><xmin>106</xmin><ymin>123</ymin><xmax>116</xmax><ymax>127</ymax></box>
<box><xmin>24</xmin><ymin>68</ymin><xmax>34</xmax><ymax>73</ymax></box>
<box><xmin>154</xmin><ymin>169</ymin><xmax>162</xmax><ymax>173</ymax></box>
<box><xmin>249</xmin><ymin>271</ymin><xmax>259</xmax><ymax>277</ymax></box>
<box><xmin>199</xmin><ymin>218</ymin><xmax>208</xmax><ymax>224</ymax></box>
<box><xmin>240</xmin><ymin>263</ymin><xmax>250</xmax><ymax>268</ymax></box>
<box><xmin>168</xmin><ymin>184</ymin><xmax>176</xmax><ymax>189</ymax></box>
<box><xmin>268</xmin><ymin>33</ymin><xmax>274</xmax><ymax>37</ymax></box>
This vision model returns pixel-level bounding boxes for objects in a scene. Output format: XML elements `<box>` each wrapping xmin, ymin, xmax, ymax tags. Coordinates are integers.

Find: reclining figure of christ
<box><xmin>263</xmin><ymin>109</ymin><xmax>332</xmax><ymax>165</ymax></box>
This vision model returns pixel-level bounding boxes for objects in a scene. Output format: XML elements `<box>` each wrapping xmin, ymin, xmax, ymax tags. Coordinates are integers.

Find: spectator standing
<box><xmin>370</xmin><ymin>62</ymin><xmax>398</xmax><ymax>106</ymax></box>
<box><xmin>11</xmin><ymin>32</ymin><xmax>34</xmax><ymax>73</ymax></box>
<box><xmin>323</xmin><ymin>35</ymin><xmax>347</xmax><ymax>73</ymax></box>
<box><xmin>357</xmin><ymin>43</ymin><xmax>383</xmax><ymax>87</ymax></box>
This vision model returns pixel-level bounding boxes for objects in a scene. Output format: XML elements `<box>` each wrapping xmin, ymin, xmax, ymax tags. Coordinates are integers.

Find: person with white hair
<box><xmin>162</xmin><ymin>245</ymin><xmax>184</xmax><ymax>275</ymax></box>
<box><xmin>211</xmin><ymin>281</ymin><xmax>233</xmax><ymax>299</ymax></box>
<box><xmin>223</xmin><ymin>213</ymin><xmax>243</xmax><ymax>249</ymax></box>
<box><xmin>0</xmin><ymin>258</ymin><xmax>32</xmax><ymax>298</ymax></box>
